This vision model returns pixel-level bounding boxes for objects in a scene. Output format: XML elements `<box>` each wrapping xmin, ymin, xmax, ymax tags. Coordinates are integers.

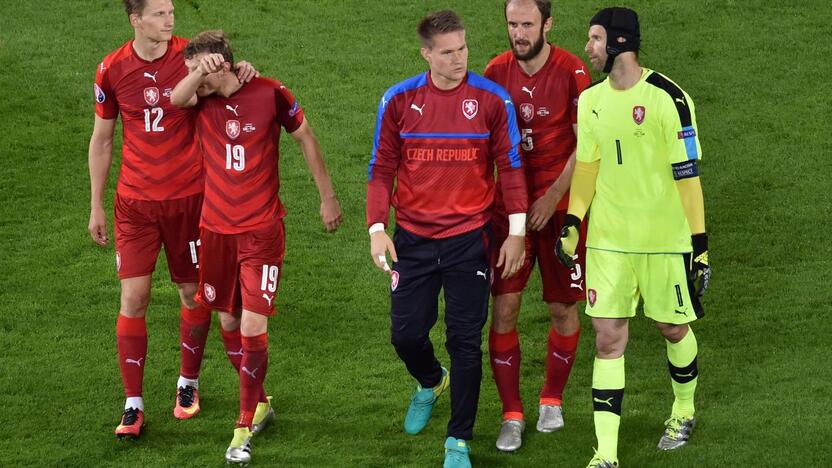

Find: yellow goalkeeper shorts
<box><xmin>584</xmin><ymin>248</ymin><xmax>697</xmax><ymax>324</ymax></box>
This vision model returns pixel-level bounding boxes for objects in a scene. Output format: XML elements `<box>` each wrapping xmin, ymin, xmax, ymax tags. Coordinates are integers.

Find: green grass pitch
<box><xmin>0</xmin><ymin>0</ymin><xmax>829</xmax><ymax>466</ymax></box>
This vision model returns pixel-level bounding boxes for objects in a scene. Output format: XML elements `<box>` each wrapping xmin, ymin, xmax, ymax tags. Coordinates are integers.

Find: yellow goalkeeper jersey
<box><xmin>577</xmin><ymin>68</ymin><xmax>702</xmax><ymax>253</ymax></box>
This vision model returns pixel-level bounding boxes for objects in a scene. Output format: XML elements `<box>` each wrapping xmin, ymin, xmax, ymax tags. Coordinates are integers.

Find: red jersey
<box><xmin>485</xmin><ymin>46</ymin><xmax>591</xmax><ymax>210</ymax></box>
<box><xmin>367</xmin><ymin>71</ymin><xmax>528</xmax><ymax>239</ymax></box>
<box><xmin>94</xmin><ymin>37</ymin><xmax>202</xmax><ymax>201</ymax></box>
<box><xmin>194</xmin><ymin>77</ymin><xmax>304</xmax><ymax>234</ymax></box>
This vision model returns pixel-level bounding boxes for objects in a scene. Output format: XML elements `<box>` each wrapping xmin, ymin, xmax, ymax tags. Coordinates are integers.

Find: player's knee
<box><xmin>219</xmin><ymin>312</ymin><xmax>241</xmax><ymax>332</ymax></box>
<box><xmin>595</xmin><ymin>330</ymin><xmax>626</xmax><ymax>358</ymax></box>
<box><xmin>445</xmin><ymin>336</ymin><xmax>482</xmax><ymax>364</ymax></box>
<box><xmin>656</xmin><ymin>322</ymin><xmax>688</xmax><ymax>343</ymax></box>
<box><xmin>547</xmin><ymin>301</ymin><xmax>577</xmax><ymax>320</ymax></box>
<box><xmin>492</xmin><ymin>293</ymin><xmax>521</xmax><ymax>332</ymax></box>
<box><xmin>120</xmin><ymin>290</ymin><xmax>150</xmax><ymax>316</ymax></box>
<box><xmin>390</xmin><ymin>330</ymin><xmax>426</xmax><ymax>351</ymax></box>
<box><xmin>176</xmin><ymin>282</ymin><xmax>199</xmax><ymax>308</ymax></box>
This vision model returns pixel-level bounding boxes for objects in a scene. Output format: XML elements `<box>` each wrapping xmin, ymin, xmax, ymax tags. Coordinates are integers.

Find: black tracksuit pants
<box><xmin>390</xmin><ymin>225</ymin><xmax>491</xmax><ymax>440</ymax></box>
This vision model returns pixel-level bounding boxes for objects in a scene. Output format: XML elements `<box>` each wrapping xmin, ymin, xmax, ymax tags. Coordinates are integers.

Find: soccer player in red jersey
<box><xmin>87</xmin><ymin>0</ymin><xmax>258</xmax><ymax>439</ymax></box>
<box><xmin>482</xmin><ymin>0</ymin><xmax>592</xmax><ymax>451</ymax></box>
<box><xmin>170</xmin><ymin>30</ymin><xmax>341</xmax><ymax>464</ymax></box>
<box><xmin>367</xmin><ymin>10</ymin><xmax>527</xmax><ymax>467</ymax></box>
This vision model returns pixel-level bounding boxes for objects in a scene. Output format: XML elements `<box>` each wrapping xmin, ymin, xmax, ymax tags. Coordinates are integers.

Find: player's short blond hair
<box><xmin>417</xmin><ymin>10</ymin><xmax>465</xmax><ymax>48</ymax></box>
<box><xmin>183</xmin><ymin>30</ymin><xmax>235</xmax><ymax>68</ymax></box>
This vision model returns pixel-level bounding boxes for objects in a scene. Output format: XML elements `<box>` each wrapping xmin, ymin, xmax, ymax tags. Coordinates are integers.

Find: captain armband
<box><xmin>671</xmin><ymin>160</ymin><xmax>699</xmax><ymax>180</ymax></box>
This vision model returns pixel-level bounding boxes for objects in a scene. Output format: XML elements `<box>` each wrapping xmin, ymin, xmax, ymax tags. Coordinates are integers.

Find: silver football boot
<box><xmin>536</xmin><ymin>404</ymin><xmax>564</xmax><ymax>432</ymax></box>
<box><xmin>495</xmin><ymin>419</ymin><xmax>524</xmax><ymax>452</ymax></box>
<box><xmin>225</xmin><ymin>427</ymin><xmax>253</xmax><ymax>465</ymax></box>
<box><xmin>657</xmin><ymin>416</ymin><xmax>696</xmax><ymax>450</ymax></box>
<box><xmin>251</xmin><ymin>398</ymin><xmax>275</xmax><ymax>436</ymax></box>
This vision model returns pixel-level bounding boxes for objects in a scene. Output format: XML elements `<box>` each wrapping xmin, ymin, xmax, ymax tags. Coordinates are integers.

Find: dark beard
<box><xmin>511</xmin><ymin>28</ymin><xmax>546</xmax><ymax>61</ymax></box>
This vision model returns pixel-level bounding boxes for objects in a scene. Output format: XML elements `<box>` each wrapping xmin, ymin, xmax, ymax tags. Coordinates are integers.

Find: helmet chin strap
<box><xmin>590</xmin><ymin>7</ymin><xmax>641</xmax><ymax>74</ymax></box>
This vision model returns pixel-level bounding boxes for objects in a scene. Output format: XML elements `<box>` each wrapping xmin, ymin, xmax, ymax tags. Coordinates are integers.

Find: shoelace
<box><xmin>178</xmin><ymin>386</ymin><xmax>195</xmax><ymax>407</ymax></box>
<box><xmin>121</xmin><ymin>407</ymin><xmax>140</xmax><ymax>425</ymax></box>
<box><xmin>663</xmin><ymin>417</ymin><xmax>689</xmax><ymax>440</ymax></box>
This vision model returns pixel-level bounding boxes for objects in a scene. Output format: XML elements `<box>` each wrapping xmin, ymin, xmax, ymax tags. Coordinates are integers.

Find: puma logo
<box><xmin>675</xmin><ymin>97</ymin><xmax>687</xmax><ymax>106</ymax></box>
<box><xmin>476</xmin><ymin>270</ymin><xmax>487</xmax><ymax>279</ymax></box>
<box><xmin>410</xmin><ymin>103</ymin><xmax>425</xmax><ymax>116</ymax></box>
<box><xmin>225</xmin><ymin>104</ymin><xmax>239</xmax><ymax>117</ymax></box>
<box><xmin>593</xmin><ymin>396</ymin><xmax>614</xmax><ymax>407</ymax></box>
<box><xmin>675</xmin><ymin>371</ymin><xmax>696</xmax><ymax>378</ymax></box>
<box><xmin>570</xmin><ymin>281</ymin><xmax>584</xmax><ymax>291</ymax></box>
<box><xmin>227</xmin><ymin>348</ymin><xmax>244</xmax><ymax>357</ymax></box>
<box><xmin>143</xmin><ymin>71</ymin><xmax>158</xmax><ymax>83</ymax></box>
<box><xmin>552</xmin><ymin>351</ymin><xmax>572</xmax><ymax>364</ymax></box>
<box><xmin>674</xmin><ymin>309</ymin><xmax>688</xmax><ymax>316</ymax></box>
<box><xmin>493</xmin><ymin>356</ymin><xmax>513</xmax><ymax>367</ymax></box>
<box><xmin>125</xmin><ymin>358</ymin><xmax>144</xmax><ymax>367</ymax></box>
<box><xmin>181</xmin><ymin>343</ymin><xmax>200</xmax><ymax>355</ymax></box>
<box><xmin>262</xmin><ymin>293</ymin><xmax>274</xmax><ymax>306</ymax></box>
<box><xmin>575</xmin><ymin>68</ymin><xmax>586</xmax><ymax>75</ymax></box>
<box><xmin>241</xmin><ymin>366</ymin><xmax>258</xmax><ymax>379</ymax></box>
<box><xmin>592</xmin><ymin>109</ymin><xmax>600</xmax><ymax>119</ymax></box>
<box><xmin>521</xmin><ymin>86</ymin><xmax>535</xmax><ymax>98</ymax></box>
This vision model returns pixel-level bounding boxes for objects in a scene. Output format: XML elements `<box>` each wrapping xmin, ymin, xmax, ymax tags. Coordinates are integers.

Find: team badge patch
<box><xmin>588</xmin><ymin>288</ymin><xmax>597</xmax><ymax>307</ymax></box>
<box><xmin>632</xmin><ymin>105</ymin><xmax>646</xmax><ymax>125</ymax></box>
<box><xmin>226</xmin><ymin>120</ymin><xmax>241</xmax><ymax>140</ymax></box>
<box><xmin>94</xmin><ymin>83</ymin><xmax>106</xmax><ymax>103</ymax></box>
<box><xmin>462</xmin><ymin>99</ymin><xmax>478</xmax><ymax>120</ymax></box>
<box><xmin>204</xmin><ymin>283</ymin><xmax>216</xmax><ymax>303</ymax></box>
<box><xmin>143</xmin><ymin>87</ymin><xmax>160</xmax><ymax>106</ymax></box>
<box><xmin>520</xmin><ymin>103</ymin><xmax>534</xmax><ymax>122</ymax></box>
<box><xmin>390</xmin><ymin>270</ymin><xmax>400</xmax><ymax>292</ymax></box>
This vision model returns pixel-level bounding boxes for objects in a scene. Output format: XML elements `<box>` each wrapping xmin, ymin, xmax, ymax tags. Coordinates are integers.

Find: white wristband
<box><xmin>369</xmin><ymin>223</ymin><xmax>386</xmax><ymax>235</ymax></box>
<box><xmin>508</xmin><ymin>213</ymin><xmax>526</xmax><ymax>236</ymax></box>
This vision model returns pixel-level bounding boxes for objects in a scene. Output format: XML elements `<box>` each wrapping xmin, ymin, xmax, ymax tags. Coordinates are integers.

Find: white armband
<box><xmin>368</xmin><ymin>223</ymin><xmax>386</xmax><ymax>235</ymax></box>
<box><xmin>508</xmin><ymin>213</ymin><xmax>526</xmax><ymax>236</ymax></box>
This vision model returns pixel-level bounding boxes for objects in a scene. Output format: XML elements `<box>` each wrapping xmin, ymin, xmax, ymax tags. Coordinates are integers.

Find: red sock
<box><xmin>179</xmin><ymin>304</ymin><xmax>212</xmax><ymax>380</ymax></box>
<box><xmin>222</xmin><ymin>327</ymin><xmax>268</xmax><ymax>403</ymax></box>
<box><xmin>237</xmin><ymin>333</ymin><xmax>268</xmax><ymax>428</ymax></box>
<box><xmin>540</xmin><ymin>327</ymin><xmax>580</xmax><ymax>405</ymax></box>
<box><xmin>489</xmin><ymin>328</ymin><xmax>523</xmax><ymax>420</ymax></box>
<box><xmin>117</xmin><ymin>314</ymin><xmax>147</xmax><ymax>398</ymax></box>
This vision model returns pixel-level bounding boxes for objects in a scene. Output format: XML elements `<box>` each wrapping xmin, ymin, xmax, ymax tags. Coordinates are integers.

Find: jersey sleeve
<box><xmin>569</xmin><ymin>60</ymin><xmax>592</xmax><ymax>125</ymax></box>
<box><xmin>94</xmin><ymin>61</ymin><xmax>118</xmax><ymax>119</ymax></box>
<box><xmin>664</xmin><ymin>90</ymin><xmax>702</xmax><ymax>164</ymax></box>
<box><xmin>490</xmin><ymin>94</ymin><xmax>528</xmax><ymax>215</ymax></box>
<box><xmin>576</xmin><ymin>93</ymin><xmax>599</xmax><ymax>163</ymax></box>
<box><xmin>274</xmin><ymin>82</ymin><xmax>304</xmax><ymax>133</ymax></box>
<box><xmin>366</xmin><ymin>92</ymin><xmax>402</xmax><ymax>227</ymax></box>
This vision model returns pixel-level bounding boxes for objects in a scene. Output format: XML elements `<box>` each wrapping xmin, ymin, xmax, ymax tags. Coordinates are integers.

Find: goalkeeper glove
<box><xmin>555</xmin><ymin>214</ymin><xmax>581</xmax><ymax>268</ymax></box>
<box><xmin>690</xmin><ymin>233</ymin><xmax>710</xmax><ymax>297</ymax></box>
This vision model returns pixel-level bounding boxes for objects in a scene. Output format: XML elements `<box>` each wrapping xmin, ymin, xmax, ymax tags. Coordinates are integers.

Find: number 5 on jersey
<box><xmin>225</xmin><ymin>144</ymin><xmax>246</xmax><ymax>172</ymax></box>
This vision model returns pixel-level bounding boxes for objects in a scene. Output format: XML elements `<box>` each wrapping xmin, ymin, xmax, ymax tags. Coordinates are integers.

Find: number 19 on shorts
<box><xmin>260</xmin><ymin>265</ymin><xmax>279</xmax><ymax>293</ymax></box>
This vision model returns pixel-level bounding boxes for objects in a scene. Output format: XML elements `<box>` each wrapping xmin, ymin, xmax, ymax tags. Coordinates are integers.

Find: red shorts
<box><xmin>491</xmin><ymin>210</ymin><xmax>587</xmax><ymax>303</ymax></box>
<box><xmin>194</xmin><ymin>220</ymin><xmax>285</xmax><ymax>316</ymax></box>
<box><xmin>114</xmin><ymin>193</ymin><xmax>202</xmax><ymax>283</ymax></box>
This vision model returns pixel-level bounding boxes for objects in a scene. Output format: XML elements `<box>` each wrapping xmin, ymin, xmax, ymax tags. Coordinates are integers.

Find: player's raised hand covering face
<box><xmin>130</xmin><ymin>0</ymin><xmax>175</xmax><ymax>43</ymax></box>
<box><xmin>506</xmin><ymin>0</ymin><xmax>551</xmax><ymax>61</ymax></box>
<box><xmin>585</xmin><ymin>25</ymin><xmax>608</xmax><ymax>72</ymax></box>
<box><xmin>421</xmin><ymin>30</ymin><xmax>468</xmax><ymax>89</ymax></box>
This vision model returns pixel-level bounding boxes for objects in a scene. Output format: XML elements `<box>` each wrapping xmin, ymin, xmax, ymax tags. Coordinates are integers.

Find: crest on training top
<box><xmin>226</xmin><ymin>120</ymin><xmax>241</xmax><ymax>140</ymax></box>
<box><xmin>143</xmin><ymin>87</ymin><xmax>160</xmax><ymax>106</ymax></box>
<box><xmin>520</xmin><ymin>103</ymin><xmax>534</xmax><ymax>122</ymax></box>
<box><xmin>462</xmin><ymin>99</ymin><xmax>478</xmax><ymax>120</ymax></box>
<box><xmin>588</xmin><ymin>288</ymin><xmax>597</xmax><ymax>307</ymax></box>
<box><xmin>632</xmin><ymin>105</ymin><xmax>646</xmax><ymax>125</ymax></box>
